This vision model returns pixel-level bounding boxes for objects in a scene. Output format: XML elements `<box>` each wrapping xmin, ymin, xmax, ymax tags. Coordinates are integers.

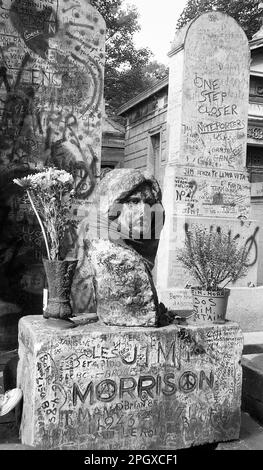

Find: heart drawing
<box><xmin>9</xmin><ymin>0</ymin><xmax>59</xmax><ymax>59</ymax></box>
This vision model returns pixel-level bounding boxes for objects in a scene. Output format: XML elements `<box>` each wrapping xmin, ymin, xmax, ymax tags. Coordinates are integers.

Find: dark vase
<box><xmin>43</xmin><ymin>259</ymin><xmax>78</xmax><ymax>320</ymax></box>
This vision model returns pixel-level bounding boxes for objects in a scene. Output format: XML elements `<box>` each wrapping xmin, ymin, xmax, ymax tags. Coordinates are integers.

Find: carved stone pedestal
<box><xmin>18</xmin><ymin>316</ymin><xmax>243</xmax><ymax>450</ymax></box>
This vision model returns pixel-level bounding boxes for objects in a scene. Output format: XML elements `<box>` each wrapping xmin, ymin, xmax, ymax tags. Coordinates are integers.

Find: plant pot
<box><xmin>191</xmin><ymin>287</ymin><xmax>230</xmax><ymax>324</ymax></box>
<box><xmin>43</xmin><ymin>259</ymin><xmax>78</xmax><ymax>320</ymax></box>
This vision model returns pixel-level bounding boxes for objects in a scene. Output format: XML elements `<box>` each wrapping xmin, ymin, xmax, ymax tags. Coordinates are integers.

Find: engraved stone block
<box><xmin>18</xmin><ymin>316</ymin><xmax>243</xmax><ymax>449</ymax></box>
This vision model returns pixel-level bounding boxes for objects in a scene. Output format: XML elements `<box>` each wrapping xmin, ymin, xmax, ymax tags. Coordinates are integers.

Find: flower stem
<box><xmin>26</xmin><ymin>190</ymin><xmax>51</xmax><ymax>261</ymax></box>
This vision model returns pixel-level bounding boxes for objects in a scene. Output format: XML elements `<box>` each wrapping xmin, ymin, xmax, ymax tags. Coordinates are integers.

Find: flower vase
<box><xmin>43</xmin><ymin>259</ymin><xmax>78</xmax><ymax>320</ymax></box>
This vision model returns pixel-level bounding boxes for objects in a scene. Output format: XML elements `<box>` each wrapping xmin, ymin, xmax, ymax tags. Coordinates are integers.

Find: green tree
<box><xmin>176</xmin><ymin>0</ymin><xmax>262</xmax><ymax>40</ymax></box>
<box><xmin>143</xmin><ymin>60</ymin><xmax>169</xmax><ymax>82</ymax></box>
<box><xmin>91</xmin><ymin>0</ymin><xmax>166</xmax><ymax>111</ymax></box>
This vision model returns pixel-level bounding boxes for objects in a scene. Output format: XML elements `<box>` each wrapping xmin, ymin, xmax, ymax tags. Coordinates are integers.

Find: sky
<box><xmin>123</xmin><ymin>0</ymin><xmax>189</xmax><ymax>64</ymax></box>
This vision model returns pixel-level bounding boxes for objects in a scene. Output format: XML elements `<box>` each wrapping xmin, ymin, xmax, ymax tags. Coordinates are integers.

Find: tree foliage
<box><xmin>90</xmin><ymin>0</ymin><xmax>167</xmax><ymax>112</ymax></box>
<box><xmin>176</xmin><ymin>0</ymin><xmax>262</xmax><ymax>40</ymax></box>
<box><xmin>143</xmin><ymin>61</ymin><xmax>168</xmax><ymax>82</ymax></box>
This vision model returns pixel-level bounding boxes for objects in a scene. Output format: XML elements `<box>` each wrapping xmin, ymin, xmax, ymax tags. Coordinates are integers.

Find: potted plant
<box><xmin>13</xmin><ymin>168</ymin><xmax>77</xmax><ymax>320</ymax></box>
<box><xmin>177</xmin><ymin>223</ymin><xmax>251</xmax><ymax>324</ymax></box>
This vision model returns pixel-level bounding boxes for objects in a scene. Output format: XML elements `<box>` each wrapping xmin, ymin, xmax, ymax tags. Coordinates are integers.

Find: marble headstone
<box><xmin>156</xmin><ymin>12</ymin><xmax>259</xmax><ymax>311</ymax></box>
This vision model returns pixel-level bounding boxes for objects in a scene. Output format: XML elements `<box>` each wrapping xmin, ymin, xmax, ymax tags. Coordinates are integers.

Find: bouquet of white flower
<box><xmin>14</xmin><ymin>168</ymin><xmax>76</xmax><ymax>261</ymax></box>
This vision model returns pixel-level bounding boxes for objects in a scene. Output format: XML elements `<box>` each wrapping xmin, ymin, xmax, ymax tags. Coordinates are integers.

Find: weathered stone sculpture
<box><xmin>72</xmin><ymin>169</ymin><xmax>165</xmax><ymax>326</ymax></box>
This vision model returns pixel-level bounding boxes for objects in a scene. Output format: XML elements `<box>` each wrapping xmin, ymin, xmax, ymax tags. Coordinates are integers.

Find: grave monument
<box><xmin>0</xmin><ymin>0</ymin><xmax>105</xmax><ymax>318</ymax></box>
<box><xmin>17</xmin><ymin>11</ymin><xmax>244</xmax><ymax>450</ymax></box>
<box><xmin>156</xmin><ymin>11</ymin><xmax>259</xmax><ymax>312</ymax></box>
<box><xmin>18</xmin><ymin>318</ymin><xmax>243</xmax><ymax>449</ymax></box>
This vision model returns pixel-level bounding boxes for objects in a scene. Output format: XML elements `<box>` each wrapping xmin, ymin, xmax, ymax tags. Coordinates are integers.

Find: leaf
<box><xmin>90</xmin><ymin>0</ymin><xmax>167</xmax><ymax>111</ymax></box>
<box><xmin>177</xmin><ymin>225</ymin><xmax>250</xmax><ymax>289</ymax></box>
<box><xmin>176</xmin><ymin>0</ymin><xmax>261</xmax><ymax>40</ymax></box>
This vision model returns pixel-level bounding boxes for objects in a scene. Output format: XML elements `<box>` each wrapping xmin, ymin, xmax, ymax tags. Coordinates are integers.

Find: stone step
<box><xmin>227</xmin><ymin>287</ymin><xmax>263</xmax><ymax>332</ymax></box>
<box><xmin>216</xmin><ymin>412</ymin><xmax>263</xmax><ymax>450</ymax></box>
<box><xmin>243</xmin><ymin>331</ymin><xmax>263</xmax><ymax>354</ymax></box>
<box><xmin>242</xmin><ymin>353</ymin><xmax>263</xmax><ymax>424</ymax></box>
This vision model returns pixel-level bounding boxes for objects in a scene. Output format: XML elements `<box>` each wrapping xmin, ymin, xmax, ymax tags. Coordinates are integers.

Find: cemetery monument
<box><xmin>2</xmin><ymin>6</ymin><xmax>245</xmax><ymax>450</ymax></box>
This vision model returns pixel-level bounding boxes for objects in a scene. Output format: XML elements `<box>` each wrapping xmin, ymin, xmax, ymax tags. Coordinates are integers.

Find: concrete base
<box><xmin>18</xmin><ymin>316</ymin><xmax>243</xmax><ymax>450</ymax></box>
<box><xmin>227</xmin><ymin>287</ymin><xmax>263</xmax><ymax>332</ymax></box>
<box><xmin>216</xmin><ymin>412</ymin><xmax>263</xmax><ymax>450</ymax></box>
<box><xmin>243</xmin><ymin>332</ymin><xmax>263</xmax><ymax>354</ymax></box>
<box><xmin>242</xmin><ymin>354</ymin><xmax>263</xmax><ymax>425</ymax></box>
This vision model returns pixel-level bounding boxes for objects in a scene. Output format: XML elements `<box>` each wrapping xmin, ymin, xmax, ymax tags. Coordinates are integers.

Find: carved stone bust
<box><xmin>72</xmin><ymin>169</ymin><xmax>165</xmax><ymax>327</ymax></box>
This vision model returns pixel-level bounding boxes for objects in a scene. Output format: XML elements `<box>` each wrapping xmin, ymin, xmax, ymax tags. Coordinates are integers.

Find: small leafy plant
<box><xmin>177</xmin><ymin>223</ymin><xmax>251</xmax><ymax>290</ymax></box>
<box><xmin>13</xmin><ymin>168</ymin><xmax>76</xmax><ymax>261</ymax></box>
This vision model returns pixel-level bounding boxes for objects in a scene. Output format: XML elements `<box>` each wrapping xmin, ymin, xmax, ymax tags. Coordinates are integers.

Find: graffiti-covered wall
<box><xmin>0</xmin><ymin>0</ymin><xmax>105</xmax><ymax>316</ymax></box>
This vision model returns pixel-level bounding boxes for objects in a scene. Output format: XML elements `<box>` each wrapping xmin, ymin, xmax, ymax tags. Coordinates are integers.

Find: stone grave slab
<box><xmin>0</xmin><ymin>0</ymin><xmax>106</xmax><ymax>318</ymax></box>
<box><xmin>18</xmin><ymin>316</ymin><xmax>243</xmax><ymax>450</ymax></box>
<box><xmin>156</xmin><ymin>12</ymin><xmax>260</xmax><ymax>314</ymax></box>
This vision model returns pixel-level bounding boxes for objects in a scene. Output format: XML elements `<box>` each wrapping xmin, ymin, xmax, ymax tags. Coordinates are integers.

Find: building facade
<box><xmin>101</xmin><ymin>114</ymin><xmax>125</xmax><ymax>173</ymax></box>
<box><xmin>118</xmin><ymin>76</ymin><xmax>169</xmax><ymax>189</ymax></box>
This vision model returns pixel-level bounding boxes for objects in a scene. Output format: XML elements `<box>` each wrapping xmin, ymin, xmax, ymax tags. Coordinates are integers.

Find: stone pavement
<box><xmin>217</xmin><ymin>412</ymin><xmax>263</xmax><ymax>450</ymax></box>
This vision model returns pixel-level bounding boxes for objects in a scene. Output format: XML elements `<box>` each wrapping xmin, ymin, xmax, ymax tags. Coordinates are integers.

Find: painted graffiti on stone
<box><xmin>0</xmin><ymin>0</ymin><xmax>105</xmax><ymax>313</ymax></box>
<box><xmin>19</xmin><ymin>320</ymin><xmax>243</xmax><ymax>449</ymax></box>
<box><xmin>173</xmin><ymin>159</ymin><xmax>251</xmax><ymax>218</ymax></box>
<box><xmin>181</xmin><ymin>13</ymin><xmax>249</xmax><ymax>170</ymax></box>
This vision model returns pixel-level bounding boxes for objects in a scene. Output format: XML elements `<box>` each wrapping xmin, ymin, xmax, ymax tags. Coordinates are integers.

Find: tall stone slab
<box><xmin>157</xmin><ymin>12</ymin><xmax>259</xmax><ymax>311</ymax></box>
<box><xmin>18</xmin><ymin>316</ymin><xmax>243</xmax><ymax>449</ymax></box>
<box><xmin>0</xmin><ymin>1</ymin><xmax>105</xmax><ymax>316</ymax></box>
<box><xmin>0</xmin><ymin>0</ymin><xmax>105</xmax><ymax>193</ymax></box>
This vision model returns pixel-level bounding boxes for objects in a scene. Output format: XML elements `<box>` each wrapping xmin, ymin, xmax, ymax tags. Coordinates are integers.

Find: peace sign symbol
<box><xmin>96</xmin><ymin>380</ymin><xmax>117</xmax><ymax>402</ymax></box>
<box><xmin>179</xmin><ymin>371</ymin><xmax>197</xmax><ymax>393</ymax></box>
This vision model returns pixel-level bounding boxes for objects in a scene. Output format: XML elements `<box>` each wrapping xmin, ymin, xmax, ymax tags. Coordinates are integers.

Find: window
<box><xmin>147</xmin><ymin>132</ymin><xmax>161</xmax><ymax>180</ymax></box>
<box><xmin>247</xmin><ymin>145</ymin><xmax>263</xmax><ymax>184</ymax></box>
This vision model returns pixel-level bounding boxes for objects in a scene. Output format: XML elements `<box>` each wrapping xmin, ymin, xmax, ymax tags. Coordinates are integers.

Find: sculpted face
<box><xmin>73</xmin><ymin>169</ymin><xmax>164</xmax><ymax>319</ymax></box>
<box><xmin>112</xmin><ymin>183</ymin><xmax>165</xmax><ymax>268</ymax></box>
<box><xmin>95</xmin><ymin>169</ymin><xmax>165</xmax><ymax>269</ymax></box>
<box><xmin>117</xmin><ymin>184</ymin><xmax>159</xmax><ymax>239</ymax></box>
